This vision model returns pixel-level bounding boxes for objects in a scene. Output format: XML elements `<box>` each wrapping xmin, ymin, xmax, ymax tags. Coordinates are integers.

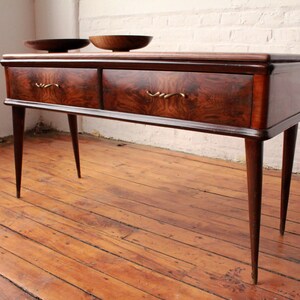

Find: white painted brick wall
<box><xmin>77</xmin><ymin>0</ymin><xmax>300</xmax><ymax>171</ymax></box>
<box><xmin>80</xmin><ymin>2</ymin><xmax>300</xmax><ymax>53</ymax></box>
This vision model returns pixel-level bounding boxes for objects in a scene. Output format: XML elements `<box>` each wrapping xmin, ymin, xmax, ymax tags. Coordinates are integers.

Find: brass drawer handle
<box><xmin>164</xmin><ymin>92</ymin><xmax>186</xmax><ymax>99</ymax></box>
<box><xmin>35</xmin><ymin>83</ymin><xmax>60</xmax><ymax>88</ymax></box>
<box><xmin>146</xmin><ymin>90</ymin><xmax>186</xmax><ymax>99</ymax></box>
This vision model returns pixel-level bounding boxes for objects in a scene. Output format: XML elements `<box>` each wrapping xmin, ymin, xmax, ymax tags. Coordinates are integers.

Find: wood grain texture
<box><xmin>103</xmin><ymin>69</ymin><xmax>253</xmax><ymax>127</ymax></box>
<box><xmin>245</xmin><ymin>139</ymin><xmax>264</xmax><ymax>284</ymax></box>
<box><xmin>0</xmin><ymin>275</ymin><xmax>36</xmax><ymax>300</ymax></box>
<box><xmin>89</xmin><ymin>35</ymin><xmax>153</xmax><ymax>52</ymax></box>
<box><xmin>6</xmin><ymin>98</ymin><xmax>300</xmax><ymax>140</ymax></box>
<box><xmin>6</xmin><ymin>67</ymin><xmax>100</xmax><ymax>108</ymax></box>
<box><xmin>0</xmin><ymin>247</ymin><xmax>97</xmax><ymax>300</ymax></box>
<box><xmin>3</xmin><ymin>52</ymin><xmax>300</xmax><ymax>62</ymax></box>
<box><xmin>268</xmin><ymin>63</ymin><xmax>300</xmax><ymax>128</ymax></box>
<box><xmin>280</xmin><ymin>124</ymin><xmax>298</xmax><ymax>235</ymax></box>
<box><xmin>24</xmin><ymin>38</ymin><xmax>90</xmax><ymax>52</ymax></box>
<box><xmin>0</xmin><ymin>133</ymin><xmax>299</xmax><ymax>299</ymax></box>
<box><xmin>12</xmin><ymin>106</ymin><xmax>25</xmax><ymax>198</ymax></box>
<box><xmin>2</xmin><ymin>52</ymin><xmax>300</xmax><ymax>139</ymax></box>
<box><xmin>250</xmin><ymin>74</ymin><xmax>270</xmax><ymax>129</ymax></box>
<box><xmin>2</xmin><ymin>52</ymin><xmax>300</xmax><ymax>293</ymax></box>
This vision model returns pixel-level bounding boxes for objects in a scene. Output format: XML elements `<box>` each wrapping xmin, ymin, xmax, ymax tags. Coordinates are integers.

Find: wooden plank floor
<box><xmin>0</xmin><ymin>132</ymin><xmax>299</xmax><ymax>300</ymax></box>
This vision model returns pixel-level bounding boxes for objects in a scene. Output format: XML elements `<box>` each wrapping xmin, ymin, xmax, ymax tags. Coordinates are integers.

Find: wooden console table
<box><xmin>1</xmin><ymin>52</ymin><xmax>300</xmax><ymax>284</ymax></box>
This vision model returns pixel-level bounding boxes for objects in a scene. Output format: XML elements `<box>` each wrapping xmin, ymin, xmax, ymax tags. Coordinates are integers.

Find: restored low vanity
<box><xmin>1</xmin><ymin>52</ymin><xmax>300</xmax><ymax>284</ymax></box>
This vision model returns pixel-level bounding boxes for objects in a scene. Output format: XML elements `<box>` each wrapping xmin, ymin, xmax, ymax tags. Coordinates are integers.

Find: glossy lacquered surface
<box><xmin>1</xmin><ymin>52</ymin><xmax>300</xmax><ymax>285</ymax></box>
<box><xmin>103</xmin><ymin>69</ymin><xmax>253</xmax><ymax>127</ymax></box>
<box><xmin>3</xmin><ymin>52</ymin><xmax>300</xmax><ymax>62</ymax></box>
<box><xmin>6</xmin><ymin>67</ymin><xmax>99</xmax><ymax>109</ymax></box>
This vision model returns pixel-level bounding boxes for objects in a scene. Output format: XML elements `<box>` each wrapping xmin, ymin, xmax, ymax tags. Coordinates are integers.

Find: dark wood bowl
<box><xmin>89</xmin><ymin>35</ymin><xmax>153</xmax><ymax>52</ymax></box>
<box><xmin>24</xmin><ymin>39</ymin><xmax>90</xmax><ymax>52</ymax></box>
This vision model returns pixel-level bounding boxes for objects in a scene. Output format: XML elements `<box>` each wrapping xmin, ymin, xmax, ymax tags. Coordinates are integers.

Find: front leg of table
<box><xmin>245</xmin><ymin>138</ymin><xmax>264</xmax><ymax>284</ymax></box>
<box><xmin>280</xmin><ymin>124</ymin><xmax>298</xmax><ymax>235</ymax></box>
<box><xmin>12</xmin><ymin>106</ymin><xmax>26</xmax><ymax>198</ymax></box>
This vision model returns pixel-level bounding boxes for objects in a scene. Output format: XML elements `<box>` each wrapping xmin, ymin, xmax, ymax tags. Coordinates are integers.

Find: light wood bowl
<box><xmin>89</xmin><ymin>35</ymin><xmax>153</xmax><ymax>52</ymax></box>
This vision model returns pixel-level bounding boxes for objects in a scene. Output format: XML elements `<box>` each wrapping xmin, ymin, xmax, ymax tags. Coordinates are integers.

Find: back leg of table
<box><xmin>68</xmin><ymin>114</ymin><xmax>81</xmax><ymax>178</ymax></box>
<box><xmin>12</xmin><ymin>106</ymin><xmax>26</xmax><ymax>198</ymax></box>
<box><xmin>280</xmin><ymin>124</ymin><xmax>298</xmax><ymax>235</ymax></box>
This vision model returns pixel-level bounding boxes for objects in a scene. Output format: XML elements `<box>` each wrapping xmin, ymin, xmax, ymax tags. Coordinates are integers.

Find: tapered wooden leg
<box><xmin>12</xmin><ymin>106</ymin><xmax>26</xmax><ymax>198</ymax></box>
<box><xmin>280</xmin><ymin>124</ymin><xmax>298</xmax><ymax>235</ymax></box>
<box><xmin>245</xmin><ymin>139</ymin><xmax>263</xmax><ymax>284</ymax></box>
<box><xmin>68</xmin><ymin>114</ymin><xmax>81</xmax><ymax>178</ymax></box>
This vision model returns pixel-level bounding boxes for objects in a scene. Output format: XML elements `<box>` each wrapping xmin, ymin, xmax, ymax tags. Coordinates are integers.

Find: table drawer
<box><xmin>6</xmin><ymin>67</ymin><xmax>99</xmax><ymax>108</ymax></box>
<box><xmin>103</xmin><ymin>69</ymin><xmax>253</xmax><ymax>127</ymax></box>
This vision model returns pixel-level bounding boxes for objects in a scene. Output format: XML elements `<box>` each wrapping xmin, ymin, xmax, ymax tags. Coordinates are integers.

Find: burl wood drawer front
<box><xmin>103</xmin><ymin>70</ymin><xmax>253</xmax><ymax>127</ymax></box>
<box><xmin>6</xmin><ymin>67</ymin><xmax>99</xmax><ymax>108</ymax></box>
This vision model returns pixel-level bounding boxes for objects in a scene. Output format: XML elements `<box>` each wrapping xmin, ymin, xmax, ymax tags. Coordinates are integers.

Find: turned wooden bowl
<box><xmin>24</xmin><ymin>39</ymin><xmax>90</xmax><ymax>52</ymax></box>
<box><xmin>89</xmin><ymin>35</ymin><xmax>153</xmax><ymax>52</ymax></box>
